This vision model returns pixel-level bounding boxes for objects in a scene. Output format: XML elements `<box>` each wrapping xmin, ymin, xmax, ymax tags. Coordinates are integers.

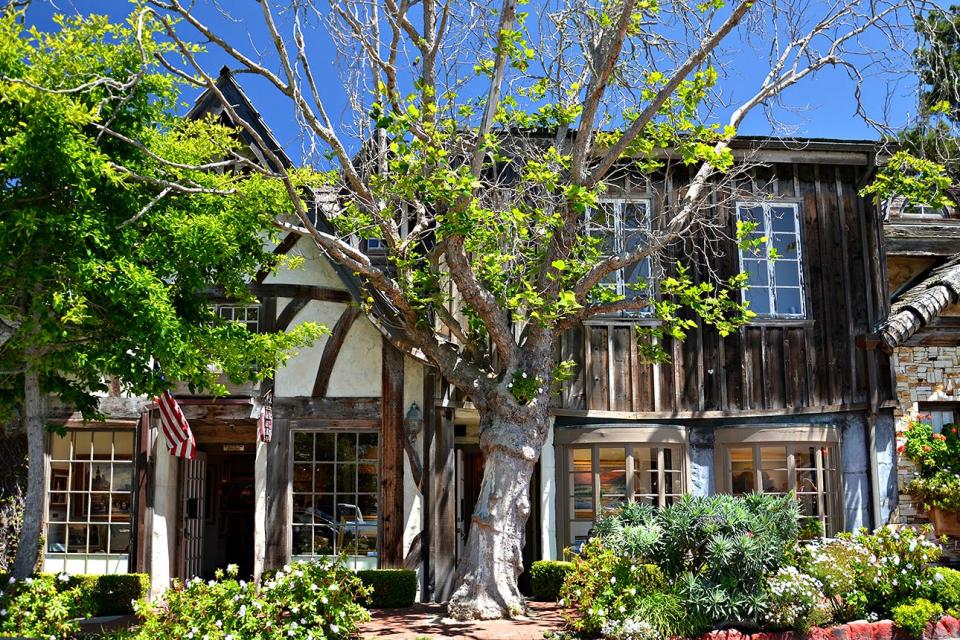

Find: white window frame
<box><xmin>289</xmin><ymin>429</ymin><xmax>380</xmax><ymax>570</ymax></box>
<box><xmin>902</xmin><ymin>202</ymin><xmax>948</xmax><ymax>218</ymax></box>
<box><xmin>44</xmin><ymin>429</ymin><xmax>135</xmax><ymax>575</ymax></box>
<box><xmin>215</xmin><ymin>304</ymin><xmax>260</xmax><ymax>333</ymax></box>
<box><xmin>563</xmin><ymin>442</ymin><xmax>685</xmax><ymax>548</ymax></box>
<box><xmin>586</xmin><ymin>197</ymin><xmax>655</xmax><ymax>317</ymax></box>
<box><xmin>736</xmin><ymin>201</ymin><xmax>806</xmax><ymax>319</ymax></box>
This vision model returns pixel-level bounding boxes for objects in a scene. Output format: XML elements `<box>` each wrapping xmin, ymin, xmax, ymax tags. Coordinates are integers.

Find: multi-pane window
<box><xmin>918</xmin><ymin>405</ymin><xmax>957</xmax><ymax>433</ymax></box>
<box><xmin>586</xmin><ymin>199</ymin><xmax>654</xmax><ymax>316</ymax></box>
<box><xmin>566</xmin><ymin>444</ymin><xmax>684</xmax><ymax>547</ymax></box>
<box><xmin>737</xmin><ymin>202</ymin><xmax>805</xmax><ymax>318</ymax></box>
<box><xmin>45</xmin><ymin>430</ymin><xmax>135</xmax><ymax>575</ymax></box>
<box><xmin>215</xmin><ymin>304</ymin><xmax>260</xmax><ymax>332</ymax></box>
<box><xmin>291</xmin><ymin>431</ymin><xmax>379</xmax><ymax>569</ymax></box>
<box><xmin>902</xmin><ymin>202</ymin><xmax>947</xmax><ymax>218</ymax></box>
<box><xmin>723</xmin><ymin>443</ymin><xmax>839</xmax><ymax>535</ymax></box>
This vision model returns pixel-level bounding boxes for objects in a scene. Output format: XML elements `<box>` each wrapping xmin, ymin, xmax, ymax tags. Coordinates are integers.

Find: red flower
<box><xmin>952</xmin><ymin>427</ymin><xmax>958</xmax><ymax>434</ymax></box>
<box><xmin>924</xmin><ymin>445</ymin><xmax>933</xmax><ymax>453</ymax></box>
<box><xmin>897</xmin><ymin>445</ymin><xmax>906</xmax><ymax>454</ymax></box>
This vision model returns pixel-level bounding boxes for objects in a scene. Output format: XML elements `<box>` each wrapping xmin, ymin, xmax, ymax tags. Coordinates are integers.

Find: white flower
<box><xmin>227</xmin><ymin>563</ymin><xmax>239</xmax><ymax>574</ymax></box>
<box><xmin>284</xmin><ymin>564</ymin><xmax>291</xmax><ymax>572</ymax></box>
<box><xmin>216</xmin><ymin>619</ymin><xmax>223</xmax><ymax>628</ymax></box>
<box><xmin>537</xmin><ymin>388</ymin><xmax>544</xmax><ymax>394</ymax></box>
<box><xmin>330</xmin><ymin>624</ymin><xmax>340</xmax><ymax>634</ymax></box>
<box><xmin>521</xmin><ymin>372</ymin><xmax>527</xmax><ymax>378</ymax></box>
<box><xmin>239</xmin><ymin>605</ymin><xmax>247</xmax><ymax>617</ymax></box>
<box><xmin>1</xmin><ymin>609</ymin><xmax>6</xmax><ymax>616</ymax></box>
<box><xmin>610</xmin><ymin>576</ymin><xmax>617</xmax><ymax>584</ymax></box>
<box><xmin>24</xmin><ymin>577</ymin><xmax>32</xmax><ymax>585</ymax></box>
<box><xmin>57</xmin><ymin>573</ymin><xmax>70</xmax><ymax>582</ymax></box>
<box><xmin>7</xmin><ymin>577</ymin><xmax>13</xmax><ymax>584</ymax></box>
<box><xmin>473</xmin><ymin>379</ymin><xmax>479</xmax><ymax>388</ymax></box>
<box><xmin>329</xmin><ymin>584</ymin><xmax>339</xmax><ymax>592</ymax></box>
<box><xmin>508</xmin><ymin>383</ymin><xmax>513</xmax><ymax>388</ymax></box>
<box><xmin>321</xmin><ymin>595</ymin><xmax>328</xmax><ymax>604</ymax></box>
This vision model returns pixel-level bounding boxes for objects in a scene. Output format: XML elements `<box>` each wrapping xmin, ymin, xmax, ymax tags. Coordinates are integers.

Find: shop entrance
<box><xmin>177</xmin><ymin>443</ymin><xmax>256</xmax><ymax>580</ymax></box>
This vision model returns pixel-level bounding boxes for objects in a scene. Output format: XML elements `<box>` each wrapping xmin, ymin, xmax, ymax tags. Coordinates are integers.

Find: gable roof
<box><xmin>187</xmin><ymin>69</ymin><xmax>414</xmax><ymax>353</ymax></box>
<box><xmin>877</xmin><ymin>253</ymin><xmax>960</xmax><ymax>352</ymax></box>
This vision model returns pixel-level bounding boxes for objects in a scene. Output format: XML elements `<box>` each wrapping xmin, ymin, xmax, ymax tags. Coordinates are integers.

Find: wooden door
<box><xmin>178</xmin><ymin>452</ymin><xmax>206</xmax><ymax>579</ymax></box>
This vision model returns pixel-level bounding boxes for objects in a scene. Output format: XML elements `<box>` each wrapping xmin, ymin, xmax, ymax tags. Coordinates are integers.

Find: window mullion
<box><xmin>626</xmin><ymin>445</ymin><xmax>635</xmax><ymax>504</ymax></box>
<box><xmin>765</xmin><ymin>204</ymin><xmax>777</xmax><ymax>316</ymax></box>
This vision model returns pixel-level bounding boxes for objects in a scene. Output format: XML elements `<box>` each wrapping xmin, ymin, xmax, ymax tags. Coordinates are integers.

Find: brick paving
<box><xmin>359</xmin><ymin>600</ymin><xmax>567</xmax><ymax>639</ymax></box>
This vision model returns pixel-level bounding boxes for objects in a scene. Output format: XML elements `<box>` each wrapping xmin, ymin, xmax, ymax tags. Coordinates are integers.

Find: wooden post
<box><xmin>264</xmin><ymin>417</ymin><xmax>290</xmax><ymax>570</ymax></box>
<box><xmin>381</xmin><ymin>337</ymin><xmax>405</xmax><ymax>567</ymax></box>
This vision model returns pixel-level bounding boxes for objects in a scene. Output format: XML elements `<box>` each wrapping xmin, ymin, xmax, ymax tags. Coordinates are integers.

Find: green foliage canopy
<box><xmin>0</xmin><ymin>10</ymin><xmax>324</xmax><ymax>417</ymax></box>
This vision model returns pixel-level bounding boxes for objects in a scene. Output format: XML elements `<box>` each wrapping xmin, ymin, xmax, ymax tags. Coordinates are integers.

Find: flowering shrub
<box><xmin>600</xmin><ymin>617</ymin><xmax>661</xmax><ymax>640</ymax></box>
<box><xmin>765</xmin><ymin>566</ymin><xmax>831</xmax><ymax>633</ymax></box>
<box><xmin>132</xmin><ymin>560</ymin><xmax>370</xmax><ymax>640</ymax></box>
<box><xmin>800</xmin><ymin>536</ymin><xmax>873</xmax><ymax>622</ymax></box>
<box><xmin>560</xmin><ymin>538</ymin><xmax>680</xmax><ymax>636</ymax></box>
<box><xmin>0</xmin><ymin>573</ymin><xmax>94</xmax><ymax>639</ymax></box>
<box><xmin>900</xmin><ymin>419</ymin><xmax>960</xmax><ymax>475</ymax></box>
<box><xmin>900</xmin><ymin>418</ymin><xmax>960</xmax><ymax>512</ymax></box>
<box><xmin>850</xmin><ymin>526</ymin><xmax>942</xmax><ymax>617</ymax></box>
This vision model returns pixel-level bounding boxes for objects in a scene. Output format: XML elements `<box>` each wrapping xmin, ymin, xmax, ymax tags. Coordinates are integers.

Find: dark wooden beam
<box><xmin>265</xmin><ymin>418</ymin><xmax>291</xmax><ymax>570</ymax></box>
<box><xmin>381</xmin><ymin>338</ymin><xmax>405</xmax><ymax>567</ymax></box>
<box><xmin>255</xmin><ymin>233</ymin><xmax>300</xmax><ymax>283</ymax></box>
<box><xmin>275</xmin><ymin>298</ymin><xmax>310</xmax><ymax>332</ymax></box>
<box><xmin>206</xmin><ymin>283</ymin><xmax>352</xmax><ymax>304</ymax></box>
<box><xmin>312</xmin><ymin>307</ymin><xmax>360</xmax><ymax>397</ymax></box>
<box><xmin>273</xmin><ymin>396</ymin><xmax>381</xmax><ymax>421</ymax></box>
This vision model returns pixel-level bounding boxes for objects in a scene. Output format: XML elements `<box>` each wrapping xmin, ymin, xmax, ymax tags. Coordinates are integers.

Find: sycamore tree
<box><xmin>0</xmin><ymin>11</ymin><xmax>323</xmax><ymax>579</ymax></box>
<box><xmin>78</xmin><ymin>0</ymin><xmax>917</xmax><ymax>619</ymax></box>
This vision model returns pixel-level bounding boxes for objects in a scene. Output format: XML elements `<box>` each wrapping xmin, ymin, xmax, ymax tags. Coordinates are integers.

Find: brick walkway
<box><xmin>359</xmin><ymin>600</ymin><xmax>567</xmax><ymax>639</ymax></box>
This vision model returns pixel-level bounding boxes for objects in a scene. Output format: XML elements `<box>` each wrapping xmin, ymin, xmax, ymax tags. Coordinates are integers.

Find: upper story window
<box><xmin>737</xmin><ymin>202</ymin><xmax>805</xmax><ymax>319</ymax></box>
<box><xmin>586</xmin><ymin>198</ymin><xmax>654</xmax><ymax>317</ymax></box>
<box><xmin>902</xmin><ymin>202</ymin><xmax>948</xmax><ymax>218</ymax></box>
<box><xmin>215</xmin><ymin>304</ymin><xmax>260</xmax><ymax>333</ymax></box>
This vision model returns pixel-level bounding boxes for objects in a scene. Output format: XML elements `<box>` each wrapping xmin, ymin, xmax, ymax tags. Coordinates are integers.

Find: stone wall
<box><xmin>891</xmin><ymin>346</ymin><xmax>960</xmax><ymax>556</ymax></box>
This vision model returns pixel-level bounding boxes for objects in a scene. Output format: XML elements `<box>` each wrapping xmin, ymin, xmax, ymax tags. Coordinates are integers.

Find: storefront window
<box><xmin>565</xmin><ymin>444</ymin><xmax>684</xmax><ymax>548</ymax></box>
<box><xmin>722</xmin><ymin>442</ymin><xmax>839</xmax><ymax>535</ymax></box>
<box><xmin>45</xmin><ymin>430</ymin><xmax>135</xmax><ymax>575</ymax></box>
<box><xmin>291</xmin><ymin>431</ymin><xmax>379</xmax><ymax>569</ymax></box>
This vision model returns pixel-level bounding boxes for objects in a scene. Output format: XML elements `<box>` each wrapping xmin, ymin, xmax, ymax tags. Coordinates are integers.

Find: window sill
<box><xmin>745</xmin><ymin>318</ymin><xmax>814</xmax><ymax>328</ymax></box>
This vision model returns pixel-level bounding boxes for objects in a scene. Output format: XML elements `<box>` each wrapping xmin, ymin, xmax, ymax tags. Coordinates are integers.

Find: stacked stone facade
<box><xmin>892</xmin><ymin>345</ymin><xmax>960</xmax><ymax>557</ymax></box>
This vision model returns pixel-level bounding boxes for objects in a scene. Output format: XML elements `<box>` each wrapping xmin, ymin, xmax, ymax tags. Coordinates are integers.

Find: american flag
<box><xmin>155</xmin><ymin>390</ymin><xmax>197</xmax><ymax>459</ymax></box>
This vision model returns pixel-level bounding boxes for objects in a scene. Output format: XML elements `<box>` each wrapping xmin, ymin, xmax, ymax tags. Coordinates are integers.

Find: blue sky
<box><xmin>23</xmin><ymin>0</ymin><xmax>933</xmax><ymax>157</ymax></box>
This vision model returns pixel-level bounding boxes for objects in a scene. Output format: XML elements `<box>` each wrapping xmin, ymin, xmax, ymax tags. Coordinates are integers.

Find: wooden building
<box><xmin>36</xmin><ymin>71</ymin><xmax>901</xmax><ymax>601</ymax></box>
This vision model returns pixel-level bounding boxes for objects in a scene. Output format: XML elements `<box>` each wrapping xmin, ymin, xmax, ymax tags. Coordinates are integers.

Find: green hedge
<box><xmin>0</xmin><ymin>572</ymin><xmax>149</xmax><ymax>616</ymax></box>
<box><xmin>530</xmin><ymin>560</ymin><xmax>574</xmax><ymax>601</ymax></box>
<box><xmin>357</xmin><ymin>569</ymin><xmax>417</xmax><ymax>608</ymax></box>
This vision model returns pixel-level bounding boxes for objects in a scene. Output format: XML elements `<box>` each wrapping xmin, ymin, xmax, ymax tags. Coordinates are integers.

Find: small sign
<box><xmin>223</xmin><ymin>444</ymin><xmax>246</xmax><ymax>452</ymax></box>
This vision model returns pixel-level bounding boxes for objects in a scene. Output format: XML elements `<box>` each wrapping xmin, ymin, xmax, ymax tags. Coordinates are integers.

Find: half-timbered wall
<box><xmin>555</xmin><ymin>161</ymin><xmax>892</xmax><ymax>417</ymax></box>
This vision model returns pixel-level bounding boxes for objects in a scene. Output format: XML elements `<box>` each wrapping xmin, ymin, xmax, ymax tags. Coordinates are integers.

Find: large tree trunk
<box><xmin>13</xmin><ymin>356</ymin><xmax>44</xmax><ymax>578</ymax></box>
<box><xmin>446</xmin><ymin>404</ymin><xmax>546</xmax><ymax>620</ymax></box>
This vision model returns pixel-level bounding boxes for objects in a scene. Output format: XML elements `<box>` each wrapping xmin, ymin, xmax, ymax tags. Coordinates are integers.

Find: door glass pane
<box><xmin>729</xmin><ymin>447</ymin><xmax>754</xmax><ymax>494</ymax></box>
<box><xmin>570</xmin><ymin>449</ymin><xmax>593</xmax><ymax>519</ymax></box>
<box><xmin>598</xmin><ymin>448</ymin><xmax>626</xmax><ymax>513</ymax></box>
<box><xmin>760</xmin><ymin>447</ymin><xmax>788</xmax><ymax>493</ymax></box>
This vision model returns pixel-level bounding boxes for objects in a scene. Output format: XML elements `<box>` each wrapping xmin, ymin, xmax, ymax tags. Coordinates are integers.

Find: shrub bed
<box><xmin>131</xmin><ymin>560</ymin><xmax>369</xmax><ymax>640</ymax></box>
<box><xmin>357</xmin><ymin>568</ymin><xmax>417</xmax><ymax>608</ymax></box>
<box><xmin>0</xmin><ymin>572</ymin><xmax>149</xmax><ymax>639</ymax></box>
<box><xmin>559</xmin><ymin>494</ymin><xmax>960</xmax><ymax>640</ymax></box>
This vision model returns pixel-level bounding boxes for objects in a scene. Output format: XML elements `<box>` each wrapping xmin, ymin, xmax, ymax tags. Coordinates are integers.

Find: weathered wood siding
<box><xmin>555</xmin><ymin>162</ymin><xmax>891</xmax><ymax>415</ymax></box>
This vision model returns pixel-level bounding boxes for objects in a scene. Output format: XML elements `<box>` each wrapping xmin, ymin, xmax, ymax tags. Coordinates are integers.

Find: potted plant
<box><xmin>899</xmin><ymin>418</ymin><xmax>960</xmax><ymax>536</ymax></box>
